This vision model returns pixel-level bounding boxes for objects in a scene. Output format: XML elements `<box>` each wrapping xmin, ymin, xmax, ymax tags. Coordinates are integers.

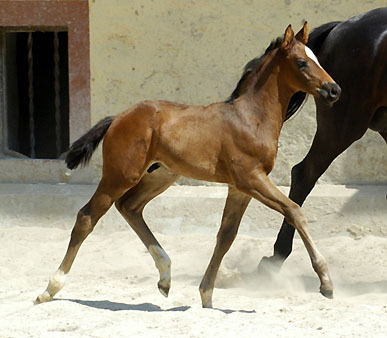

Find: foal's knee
<box><xmin>71</xmin><ymin>209</ymin><xmax>94</xmax><ymax>241</ymax></box>
<box><xmin>283</xmin><ymin>203</ymin><xmax>307</xmax><ymax>228</ymax></box>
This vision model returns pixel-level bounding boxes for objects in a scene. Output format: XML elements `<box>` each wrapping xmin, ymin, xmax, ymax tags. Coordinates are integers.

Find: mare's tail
<box><xmin>65</xmin><ymin>116</ymin><xmax>115</xmax><ymax>170</ymax></box>
<box><xmin>284</xmin><ymin>20</ymin><xmax>342</xmax><ymax>122</ymax></box>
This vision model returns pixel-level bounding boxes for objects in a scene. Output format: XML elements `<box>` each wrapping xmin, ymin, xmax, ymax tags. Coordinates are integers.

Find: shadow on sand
<box><xmin>61</xmin><ymin>299</ymin><xmax>189</xmax><ymax>312</ymax></box>
<box><xmin>57</xmin><ymin>299</ymin><xmax>256</xmax><ymax>314</ymax></box>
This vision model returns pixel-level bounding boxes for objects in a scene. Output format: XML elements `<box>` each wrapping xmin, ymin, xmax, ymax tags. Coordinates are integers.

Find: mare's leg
<box><xmin>259</xmin><ymin>103</ymin><xmax>370</xmax><ymax>272</ymax></box>
<box><xmin>35</xmin><ymin>177</ymin><xmax>131</xmax><ymax>304</ymax></box>
<box><xmin>199</xmin><ymin>186</ymin><xmax>251</xmax><ymax>308</ymax></box>
<box><xmin>379</xmin><ymin>131</ymin><xmax>387</xmax><ymax>201</ymax></box>
<box><xmin>237</xmin><ymin>171</ymin><xmax>333</xmax><ymax>298</ymax></box>
<box><xmin>115</xmin><ymin>165</ymin><xmax>179</xmax><ymax>297</ymax></box>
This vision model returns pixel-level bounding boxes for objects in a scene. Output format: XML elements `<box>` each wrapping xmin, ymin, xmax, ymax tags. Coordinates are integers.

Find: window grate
<box><xmin>0</xmin><ymin>30</ymin><xmax>69</xmax><ymax>159</ymax></box>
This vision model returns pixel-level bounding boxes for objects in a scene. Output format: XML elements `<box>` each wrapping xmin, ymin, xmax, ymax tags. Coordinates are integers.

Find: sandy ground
<box><xmin>1</xmin><ymin>221</ymin><xmax>387</xmax><ymax>338</ymax></box>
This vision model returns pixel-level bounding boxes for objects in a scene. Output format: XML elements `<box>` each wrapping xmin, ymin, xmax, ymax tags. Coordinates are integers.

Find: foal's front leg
<box><xmin>199</xmin><ymin>186</ymin><xmax>251</xmax><ymax>308</ymax></box>
<box><xmin>236</xmin><ymin>171</ymin><xmax>333</xmax><ymax>298</ymax></box>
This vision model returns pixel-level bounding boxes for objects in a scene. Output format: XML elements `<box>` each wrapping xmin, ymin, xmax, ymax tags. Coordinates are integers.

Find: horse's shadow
<box><xmin>58</xmin><ymin>299</ymin><xmax>255</xmax><ymax>314</ymax></box>
<box><xmin>60</xmin><ymin>299</ymin><xmax>188</xmax><ymax>312</ymax></box>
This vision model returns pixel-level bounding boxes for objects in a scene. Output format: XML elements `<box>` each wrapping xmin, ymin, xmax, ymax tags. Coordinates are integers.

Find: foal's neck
<box><xmin>239</xmin><ymin>51</ymin><xmax>295</xmax><ymax>127</ymax></box>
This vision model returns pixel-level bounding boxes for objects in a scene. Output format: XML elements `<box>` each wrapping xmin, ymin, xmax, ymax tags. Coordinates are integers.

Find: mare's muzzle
<box><xmin>318</xmin><ymin>82</ymin><xmax>341</xmax><ymax>104</ymax></box>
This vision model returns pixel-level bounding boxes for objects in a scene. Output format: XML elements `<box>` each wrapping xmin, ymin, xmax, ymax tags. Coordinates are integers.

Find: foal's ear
<box><xmin>281</xmin><ymin>24</ymin><xmax>294</xmax><ymax>52</ymax></box>
<box><xmin>295</xmin><ymin>21</ymin><xmax>309</xmax><ymax>44</ymax></box>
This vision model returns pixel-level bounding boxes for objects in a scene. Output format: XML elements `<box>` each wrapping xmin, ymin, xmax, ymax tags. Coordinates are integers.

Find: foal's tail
<box><xmin>65</xmin><ymin>116</ymin><xmax>115</xmax><ymax>170</ymax></box>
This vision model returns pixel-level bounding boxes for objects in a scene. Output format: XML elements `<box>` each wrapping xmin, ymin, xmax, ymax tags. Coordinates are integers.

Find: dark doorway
<box><xmin>3</xmin><ymin>31</ymin><xmax>69</xmax><ymax>159</ymax></box>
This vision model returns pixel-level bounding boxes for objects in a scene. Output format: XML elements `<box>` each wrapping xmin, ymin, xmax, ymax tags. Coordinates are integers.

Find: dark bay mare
<box><xmin>35</xmin><ymin>24</ymin><xmax>341</xmax><ymax>308</ymax></box>
<box><xmin>259</xmin><ymin>7</ymin><xmax>387</xmax><ymax>272</ymax></box>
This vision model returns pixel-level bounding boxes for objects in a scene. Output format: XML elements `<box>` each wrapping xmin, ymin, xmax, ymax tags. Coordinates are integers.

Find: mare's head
<box><xmin>278</xmin><ymin>22</ymin><xmax>341</xmax><ymax>105</ymax></box>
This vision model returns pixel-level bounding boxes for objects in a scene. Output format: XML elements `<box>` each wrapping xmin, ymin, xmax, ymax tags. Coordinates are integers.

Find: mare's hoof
<box><xmin>320</xmin><ymin>288</ymin><xmax>333</xmax><ymax>299</ymax></box>
<box><xmin>257</xmin><ymin>256</ymin><xmax>282</xmax><ymax>276</ymax></box>
<box><xmin>158</xmin><ymin>282</ymin><xmax>170</xmax><ymax>298</ymax></box>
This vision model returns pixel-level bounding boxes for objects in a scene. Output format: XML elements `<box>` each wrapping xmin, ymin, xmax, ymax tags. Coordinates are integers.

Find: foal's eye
<box><xmin>296</xmin><ymin>59</ymin><xmax>308</xmax><ymax>69</ymax></box>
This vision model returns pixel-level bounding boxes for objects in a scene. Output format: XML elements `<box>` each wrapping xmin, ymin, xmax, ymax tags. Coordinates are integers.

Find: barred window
<box><xmin>0</xmin><ymin>0</ymin><xmax>90</xmax><ymax>167</ymax></box>
<box><xmin>0</xmin><ymin>30</ymin><xmax>69</xmax><ymax>159</ymax></box>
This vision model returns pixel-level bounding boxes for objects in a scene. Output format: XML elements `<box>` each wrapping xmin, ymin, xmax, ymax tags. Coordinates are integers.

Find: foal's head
<box><xmin>278</xmin><ymin>22</ymin><xmax>341</xmax><ymax>105</ymax></box>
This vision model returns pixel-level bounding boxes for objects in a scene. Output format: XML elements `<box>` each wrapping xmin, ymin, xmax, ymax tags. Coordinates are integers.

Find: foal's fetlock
<box><xmin>157</xmin><ymin>264</ymin><xmax>171</xmax><ymax>297</ymax></box>
<box><xmin>148</xmin><ymin>245</ymin><xmax>171</xmax><ymax>297</ymax></box>
<box><xmin>199</xmin><ymin>288</ymin><xmax>213</xmax><ymax>308</ymax></box>
<box><xmin>155</xmin><ymin>260</ymin><xmax>171</xmax><ymax>298</ymax></box>
<box><xmin>34</xmin><ymin>270</ymin><xmax>67</xmax><ymax>305</ymax></box>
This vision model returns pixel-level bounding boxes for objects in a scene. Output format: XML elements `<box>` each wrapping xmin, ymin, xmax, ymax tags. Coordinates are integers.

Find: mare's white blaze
<box><xmin>148</xmin><ymin>245</ymin><xmax>171</xmax><ymax>284</ymax></box>
<box><xmin>305</xmin><ymin>46</ymin><xmax>323</xmax><ymax>69</ymax></box>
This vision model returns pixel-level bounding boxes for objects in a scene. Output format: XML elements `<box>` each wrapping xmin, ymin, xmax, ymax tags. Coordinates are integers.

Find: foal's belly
<box><xmin>154</xmin><ymin>151</ymin><xmax>231</xmax><ymax>184</ymax></box>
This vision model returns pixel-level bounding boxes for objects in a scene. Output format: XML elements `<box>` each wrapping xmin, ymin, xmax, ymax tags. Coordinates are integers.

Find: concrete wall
<box><xmin>1</xmin><ymin>0</ymin><xmax>386</xmax><ymax>185</ymax></box>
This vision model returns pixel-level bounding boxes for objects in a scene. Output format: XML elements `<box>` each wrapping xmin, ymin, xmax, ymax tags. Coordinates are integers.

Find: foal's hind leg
<box><xmin>237</xmin><ymin>172</ymin><xmax>333</xmax><ymax>298</ymax></box>
<box><xmin>115</xmin><ymin>166</ymin><xmax>179</xmax><ymax>297</ymax></box>
<box><xmin>35</xmin><ymin>178</ymin><xmax>130</xmax><ymax>304</ymax></box>
<box><xmin>199</xmin><ymin>186</ymin><xmax>251</xmax><ymax>308</ymax></box>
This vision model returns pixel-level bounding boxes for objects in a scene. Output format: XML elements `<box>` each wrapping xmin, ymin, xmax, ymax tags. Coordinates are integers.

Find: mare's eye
<box><xmin>296</xmin><ymin>59</ymin><xmax>308</xmax><ymax>69</ymax></box>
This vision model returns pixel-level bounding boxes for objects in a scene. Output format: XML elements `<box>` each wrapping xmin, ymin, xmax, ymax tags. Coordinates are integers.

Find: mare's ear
<box><xmin>281</xmin><ymin>24</ymin><xmax>294</xmax><ymax>52</ymax></box>
<box><xmin>295</xmin><ymin>21</ymin><xmax>309</xmax><ymax>44</ymax></box>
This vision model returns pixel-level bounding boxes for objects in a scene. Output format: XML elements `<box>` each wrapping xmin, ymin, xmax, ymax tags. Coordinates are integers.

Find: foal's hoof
<box><xmin>34</xmin><ymin>292</ymin><xmax>52</xmax><ymax>305</ymax></box>
<box><xmin>202</xmin><ymin>300</ymin><xmax>213</xmax><ymax>309</ymax></box>
<box><xmin>320</xmin><ymin>288</ymin><xmax>333</xmax><ymax>299</ymax></box>
<box><xmin>257</xmin><ymin>256</ymin><xmax>282</xmax><ymax>276</ymax></box>
<box><xmin>199</xmin><ymin>288</ymin><xmax>213</xmax><ymax>309</ymax></box>
<box><xmin>158</xmin><ymin>282</ymin><xmax>170</xmax><ymax>298</ymax></box>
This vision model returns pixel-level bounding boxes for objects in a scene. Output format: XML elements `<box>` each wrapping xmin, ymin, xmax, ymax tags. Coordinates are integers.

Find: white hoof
<box><xmin>35</xmin><ymin>269</ymin><xmax>67</xmax><ymax>305</ymax></box>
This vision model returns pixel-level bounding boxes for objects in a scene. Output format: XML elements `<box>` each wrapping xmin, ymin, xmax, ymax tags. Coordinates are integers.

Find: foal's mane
<box><xmin>227</xmin><ymin>21</ymin><xmax>342</xmax><ymax>121</ymax></box>
<box><xmin>226</xmin><ymin>37</ymin><xmax>283</xmax><ymax>103</ymax></box>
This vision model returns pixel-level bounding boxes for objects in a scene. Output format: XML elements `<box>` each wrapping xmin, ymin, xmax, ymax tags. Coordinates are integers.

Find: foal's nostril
<box><xmin>330</xmin><ymin>87</ymin><xmax>338</xmax><ymax>98</ymax></box>
<box><xmin>322</xmin><ymin>83</ymin><xmax>341</xmax><ymax>101</ymax></box>
<box><xmin>329</xmin><ymin>84</ymin><xmax>341</xmax><ymax>99</ymax></box>
<box><xmin>318</xmin><ymin>83</ymin><xmax>341</xmax><ymax>104</ymax></box>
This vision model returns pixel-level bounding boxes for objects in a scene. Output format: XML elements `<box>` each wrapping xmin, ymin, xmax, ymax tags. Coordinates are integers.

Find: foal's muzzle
<box><xmin>318</xmin><ymin>82</ymin><xmax>341</xmax><ymax>104</ymax></box>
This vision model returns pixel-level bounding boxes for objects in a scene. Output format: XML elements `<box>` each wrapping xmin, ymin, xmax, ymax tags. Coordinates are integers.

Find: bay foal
<box><xmin>35</xmin><ymin>23</ymin><xmax>340</xmax><ymax>308</ymax></box>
